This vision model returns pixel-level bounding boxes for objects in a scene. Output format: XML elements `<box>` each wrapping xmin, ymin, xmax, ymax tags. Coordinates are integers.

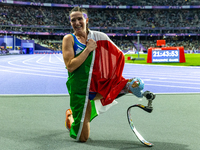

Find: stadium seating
<box><xmin>0</xmin><ymin>0</ymin><xmax>200</xmax><ymax>52</ymax></box>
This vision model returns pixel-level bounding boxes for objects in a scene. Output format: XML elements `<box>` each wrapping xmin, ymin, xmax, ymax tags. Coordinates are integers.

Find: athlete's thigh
<box><xmin>93</xmin><ymin>93</ymin><xmax>103</xmax><ymax>100</ymax></box>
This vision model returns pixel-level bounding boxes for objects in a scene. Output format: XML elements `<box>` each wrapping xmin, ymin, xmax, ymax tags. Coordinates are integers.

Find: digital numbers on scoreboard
<box><xmin>152</xmin><ymin>50</ymin><xmax>179</xmax><ymax>63</ymax></box>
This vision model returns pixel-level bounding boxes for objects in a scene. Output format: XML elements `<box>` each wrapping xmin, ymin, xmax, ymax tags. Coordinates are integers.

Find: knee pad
<box><xmin>127</xmin><ymin>77</ymin><xmax>144</xmax><ymax>98</ymax></box>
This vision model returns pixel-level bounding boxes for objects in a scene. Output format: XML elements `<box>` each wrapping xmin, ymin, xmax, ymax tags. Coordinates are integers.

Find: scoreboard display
<box><xmin>147</xmin><ymin>45</ymin><xmax>185</xmax><ymax>63</ymax></box>
<box><xmin>152</xmin><ymin>50</ymin><xmax>179</xmax><ymax>63</ymax></box>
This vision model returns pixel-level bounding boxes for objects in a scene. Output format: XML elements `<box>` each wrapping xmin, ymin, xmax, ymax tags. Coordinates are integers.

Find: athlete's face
<box><xmin>70</xmin><ymin>11</ymin><xmax>88</xmax><ymax>34</ymax></box>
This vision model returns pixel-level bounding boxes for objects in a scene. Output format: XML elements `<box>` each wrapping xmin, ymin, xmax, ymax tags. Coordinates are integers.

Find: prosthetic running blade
<box><xmin>127</xmin><ymin>103</ymin><xmax>154</xmax><ymax>147</ymax></box>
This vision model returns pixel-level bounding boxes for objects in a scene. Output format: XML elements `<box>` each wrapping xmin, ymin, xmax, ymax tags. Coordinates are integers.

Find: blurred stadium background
<box><xmin>0</xmin><ymin>0</ymin><xmax>200</xmax><ymax>55</ymax></box>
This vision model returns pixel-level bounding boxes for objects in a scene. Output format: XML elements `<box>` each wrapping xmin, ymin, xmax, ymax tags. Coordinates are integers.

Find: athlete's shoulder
<box><xmin>62</xmin><ymin>34</ymin><xmax>74</xmax><ymax>48</ymax></box>
<box><xmin>63</xmin><ymin>34</ymin><xmax>74</xmax><ymax>42</ymax></box>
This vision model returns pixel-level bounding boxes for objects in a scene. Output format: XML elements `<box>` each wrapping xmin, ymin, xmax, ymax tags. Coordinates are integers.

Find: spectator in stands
<box><xmin>1</xmin><ymin>2</ymin><xmax>200</xmax><ymax>52</ymax></box>
<box><xmin>12</xmin><ymin>0</ymin><xmax>200</xmax><ymax>5</ymax></box>
<box><xmin>1</xmin><ymin>4</ymin><xmax>200</xmax><ymax>28</ymax></box>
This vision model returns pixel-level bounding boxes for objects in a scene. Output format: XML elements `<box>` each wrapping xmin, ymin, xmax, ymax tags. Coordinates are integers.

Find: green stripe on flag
<box><xmin>66</xmin><ymin>50</ymin><xmax>96</xmax><ymax>140</ymax></box>
<box><xmin>90</xmin><ymin>100</ymin><xmax>98</xmax><ymax>121</ymax></box>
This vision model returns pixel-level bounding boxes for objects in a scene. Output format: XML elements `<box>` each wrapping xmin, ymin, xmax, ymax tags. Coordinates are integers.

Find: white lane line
<box><xmin>35</xmin><ymin>54</ymin><xmax>63</xmax><ymax>66</ymax></box>
<box><xmin>21</xmin><ymin>55</ymin><xmax>58</xmax><ymax>68</ymax></box>
<box><xmin>37</xmin><ymin>55</ymin><xmax>61</xmax><ymax>65</ymax></box>
<box><xmin>0</xmin><ymin>69</ymin><xmax>67</xmax><ymax>78</ymax></box>
<box><xmin>123</xmin><ymin>71</ymin><xmax>200</xmax><ymax>78</ymax></box>
<box><xmin>36</xmin><ymin>54</ymin><xmax>47</xmax><ymax>63</ymax></box>
<box><xmin>7</xmin><ymin>55</ymin><xmax>57</xmax><ymax>69</ymax></box>
<box><xmin>0</xmin><ymin>64</ymin><xmax>67</xmax><ymax>75</ymax></box>
<box><xmin>49</xmin><ymin>54</ymin><xmax>52</xmax><ymax>63</ymax></box>
<box><xmin>0</xmin><ymin>55</ymin><xmax>67</xmax><ymax>74</ymax></box>
<box><xmin>2</xmin><ymin>55</ymin><xmax>199</xmax><ymax>89</ymax></box>
<box><xmin>0</xmin><ymin>93</ymin><xmax>200</xmax><ymax>97</ymax></box>
<box><xmin>6</xmin><ymin>61</ymin><xmax>65</xmax><ymax>72</ymax></box>
<box><xmin>36</xmin><ymin>54</ymin><xmax>58</xmax><ymax>65</ymax></box>
<box><xmin>143</xmin><ymin>79</ymin><xmax>152</xmax><ymax>81</ymax></box>
<box><xmin>54</xmin><ymin>54</ymin><xmax>64</xmax><ymax>63</ymax></box>
<box><xmin>124</xmin><ymin>64</ymin><xmax>200</xmax><ymax>76</ymax></box>
<box><xmin>125</xmin><ymin>63</ymin><xmax>200</xmax><ymax>69</ymax></box>
<box><xmin>22</xmin><ymin>55</ymin><xmax>40</xmax><ymax>63</ymax></box>
<box><xmin>0</xmin><ymin>94</ymin><xmax>69</xmax><ymax>97</ymax></box>
<box><xmin>146</xmin><ymin>83</ymin><xmax>200</xmax><ymax>90</ymax></box>
<box><xmin>146</xmin><ymin>79</ymin><xmax>200</xmax><ymax>85</ymax></box>
<box><xmin>123</xmin><ymin>73</ymin><xmax>200</xmax><ymax>81</ymax></box>
<box><xmin>2</xmin><ymin>68</ymin><xmax>198</xmax><ymax>90</ymax></box>
<box><xmin>5</xmin><ymin>56</ymin><xmax>65</xmax><ymax>71</ymax></box>
<box><xmin>7</xmin><ymin>55</ymin><xmax>39</xmax><ymax>64</ymax></box>
<box><xmin>23</xmin><ymin>58</ymin><xmax>64</xmax><ymax>69</ymax></box>
<box><xmin>48</xmin><ymin>54</ymin><xmax>64</xmax><ymax>64</ymax></box>
<box><xmin>125</xmin><ymin>92</ymin><xmax>200</xmax><ymax>95</ymax></box>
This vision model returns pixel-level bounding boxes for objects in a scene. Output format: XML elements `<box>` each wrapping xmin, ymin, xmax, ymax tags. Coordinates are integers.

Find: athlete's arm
<box><xmin>62</xmin><ymin>34</ymin><xmax>97</xmax><ymax>73</ymax></box>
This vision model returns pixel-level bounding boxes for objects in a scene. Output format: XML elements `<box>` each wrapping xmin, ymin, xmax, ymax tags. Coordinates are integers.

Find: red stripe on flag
<box><xmin>90</xmin><ymin>40</ymin><xmax>128</xmax><ymax>106</ymax></box>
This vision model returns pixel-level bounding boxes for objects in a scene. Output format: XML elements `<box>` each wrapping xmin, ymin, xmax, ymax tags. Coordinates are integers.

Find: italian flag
<box><xmin>67</xmin><ymin>30</ymin><xmax>128</xmax><ymax>140</ymax></box>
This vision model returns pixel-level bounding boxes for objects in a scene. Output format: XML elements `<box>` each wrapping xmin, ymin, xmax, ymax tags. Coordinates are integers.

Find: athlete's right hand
<box><xmin>86</xmin><ymin>39</ymin><xmax>97</xmax><ymax>52</ymax></box>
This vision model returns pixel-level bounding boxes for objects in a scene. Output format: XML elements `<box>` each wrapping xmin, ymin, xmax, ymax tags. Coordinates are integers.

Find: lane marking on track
<box><xmin>34</xmin><ymin>54</ymin><xmax>63</xmax><ymax>66</ymax></box>
<box><xmin>0</xmin><ymin>94</ymin><xmax>69</xmax><ymax>97</ymax></box>
<box><xmin>48</xmin><ymin>54</ymin><xmax>63</xmax><ymax>64</ymax></box>
<box><xmin>49</xmin><ymin>54</ymin><xmax>52</xmax><ymax>63</ymax></box>
<box><xmin>48</xmin><ymin>54</ymin><xmax>64</xmax><ymax>64</ymax></box>
<box><xmin>146</xmin><ymin>83</ymin><xmax>200</xmax><ymax>90</ymax></box>
<box><xmin>21</xmin><ymin>55</ymin><xmax>62</xmax><ymax>68</ymax></box>
<box><xmin>158</xmin><ymin>78</ymin><xmax>168</xmax><ymax>80</ymax></box>
<box><xmin>0</xmin><ymin>69</ymin><xmax>67</xmax><ymax>78</ymax></box>
<box><xmin>0</xmin><ymin>64</ymin><xmax>67</xmax><ymax>74</ymax></box>
<box><xmin>23</xmin><ymin>60</ymin><xmax>64</xmax><ymax>69</ymax></box>
<box><xmin>125</xmin><ymin>63</ymin><xmax>200</xmax><ymax>69</ymax></box>
<box><xmin>123</xmin><ymin>71</ymin><xmax>200</xmax><ymax>78</ymax></box>
<box><xmin>54</xmin><ymin>54</ymin><xmax>64</xmax><ymax>63</ymax></box>
<box><xmin>1</xmin><ymin>93</ymin><xmax>200</xmax><ymax>97</ymax></box>
<box><xmin>143</xmin><ymin>79</ymin><xmax>152</xmax><ymax>81</ymax></box>
<box><xmin>145</xmin><ymin>79</ymin><xmax>200</xmax><ymax>85</ymax></box>
<box><xmin>123</xmin><ymin>73</ymin><xmax>200</xmax><ymax>81</ymax></box>
<box><xmin>36</xmin><ymin>54</ymin><xmax>47</xmax><ymax>63</ymax></box>
<box><xmin>1</xmin><ymin>55</ymin><xmax>200</xmax><ymax>94</ymax></box>
<box><xmin>3</xmin><ymin>55</ymin><xmax>65</xmax><ymax>71</ymax></box>
<box><xmin>0</xmin><ymin>61</ymin><xmax>66</xmax><ymax>72</ymax></box>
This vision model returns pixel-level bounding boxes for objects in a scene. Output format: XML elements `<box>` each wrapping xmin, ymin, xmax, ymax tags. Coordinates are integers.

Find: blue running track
<box><xmin>0</xmin><ymin>54</ymin><xmax>199</xmax><ymax>95</ymax></box>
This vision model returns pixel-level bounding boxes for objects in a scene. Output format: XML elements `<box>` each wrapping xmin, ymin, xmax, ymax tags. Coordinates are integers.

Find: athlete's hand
<box><xmin>86</xmin><ymin>39</ymin><xmax>97</xmax><ymax>52</ymax></box>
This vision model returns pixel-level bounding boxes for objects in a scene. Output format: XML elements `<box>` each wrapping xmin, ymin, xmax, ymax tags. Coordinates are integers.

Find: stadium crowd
<box><xmin>14</xmin><ymin>34</ymin><xmax>199</xmax><ymax>53</ymax></box>
<box><xmin>13</xmin><ymin>0</ymin><xmax>200</xmax><ymax>6</ymax></box>
<box><xmin>1</xmin><ymin>5</ymin><xmax>200</xmax><ymax>31</ymax></box>
<box><xmin>0</xmin><ymin>0</ymin><xmax>200</xmax><ymax>52</ymax></box>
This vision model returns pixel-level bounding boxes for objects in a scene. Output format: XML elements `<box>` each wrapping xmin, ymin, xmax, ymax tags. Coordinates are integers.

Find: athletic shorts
<box><xmin>89</xmin><ymin>92</ymin><xmax>97</xmax><ymax>100</ymax></box>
